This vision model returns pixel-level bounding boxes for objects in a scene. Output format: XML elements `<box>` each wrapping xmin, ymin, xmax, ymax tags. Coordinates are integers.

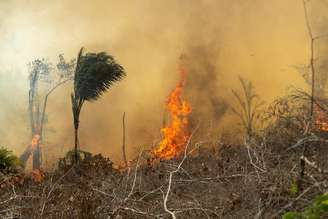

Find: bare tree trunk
<box><xmin>301</xmin><ymin>0</ymin><xmax>315</xmax><ymax>180</ymax></box>
<box><xmin>19</xmin><ymin>145</ymin><xmax>32</xmax><ymax>165</ymax></box>
<box><xmin>302</xmin><ymin>0</ymin><xmax>316</xmax><ymax>118</ymax></box>
<box><xmin>122</xmin><ymin>112</ymin><xmax>127</xmax><ymax>167</ymax></box>
<box><xmin>21</xmin><ymin>78</ymin><xmax>72</xmax><ymax>169</ymax></box>
<box><xmin>32</xmin><ymin>143</ymin><xmax>41</xmax><ymax>169</ymax></box>
<box><xmin>20</xmin><ymin>131</ymin><xmax>42</xmax><ymax>169</ymax></box>
<box><xmin>71</xmin><ymin>94</ymin><xmax>83</xmax><ymax>164</ymax></box>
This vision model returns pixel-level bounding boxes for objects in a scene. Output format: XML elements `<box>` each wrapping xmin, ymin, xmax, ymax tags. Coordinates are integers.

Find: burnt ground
<box><xmin>0</xmin><ymin>135</ymin><xmax>328</xmax><ymax>219</ymax></box>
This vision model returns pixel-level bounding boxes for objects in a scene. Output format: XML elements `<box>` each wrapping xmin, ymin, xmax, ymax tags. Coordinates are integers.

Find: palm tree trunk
<box><xmin>71</xmin><ymin>94</ymin><xmax>81</xmax><ymax>164</ymax></box>
<box><xmin>74</xmin><ymin>126</ymin><xmax>79</xmax><ymax>163</ymax></box>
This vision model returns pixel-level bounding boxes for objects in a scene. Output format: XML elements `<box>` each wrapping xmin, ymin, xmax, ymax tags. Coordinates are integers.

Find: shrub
<box><xmin>58</xmin><ymin>149</ymin><xmax>92</xmax><ymax>168</ymax></box>
<box><xmin>283</xmin><ymin>193</ymin><xmax>328</xmax><ymax>219</ymax></box>
<box><xmin>0</xmin><ymin>147</ymin><xmax>19</xmax><ymax>170</ymax></box>
<box><xmin>262</xmin><ymin>94</ymin><xmax>309</xmax><ymax>151</ymax></box>
<box><xmin>231</xmin><ymin>77</ymin><xmax>265</xmax><ymax>139</ymax></box>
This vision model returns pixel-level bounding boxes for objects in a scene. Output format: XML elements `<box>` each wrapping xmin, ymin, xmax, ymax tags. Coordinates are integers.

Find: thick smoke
<box><xmin>0</xmin><ymin>0</ymin><xmax>314</xmax><ymax>165</ymax></box>
<box><xmin>183</xmin><ymin>45</ymin><xmax>228</xmax><ymax>136</ymax></box>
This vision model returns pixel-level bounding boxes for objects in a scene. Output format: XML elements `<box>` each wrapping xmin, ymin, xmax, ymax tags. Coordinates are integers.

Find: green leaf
<box><xmin>282</xmin><ymin>212</ymin><xmax>303</xmax><ymax>219</ymax></box>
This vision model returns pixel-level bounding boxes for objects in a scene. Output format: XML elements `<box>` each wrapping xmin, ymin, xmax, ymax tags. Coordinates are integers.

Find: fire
<box><xmin>153</xmin><ymin>64</ymin><xmax>192</xmax><ymax>159</ymax></box>
<box><xmin>31</xmin><ymin>134</ymin><xmax>40</xmax><ymax>150</ymax></box>
<box><xmin>31</xmin><ymin>169</ymin><xmax>45</xmax><ymax>183</ymax></box>
<box><xmin>315</xmin><ymin>106</ymin><xmax>328</xmax><ymax>132</ymax></box>
<box><xmin>30</xmin><ymin>133</ymin><xmax>44</xmax><ymax>182</ymax></box>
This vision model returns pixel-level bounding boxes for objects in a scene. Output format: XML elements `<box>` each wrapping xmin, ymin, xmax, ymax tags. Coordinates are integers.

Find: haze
<box><xmin>1</xmin><ymin>0</ymin><xmax>326</xmax><ymax>165</ymax></box>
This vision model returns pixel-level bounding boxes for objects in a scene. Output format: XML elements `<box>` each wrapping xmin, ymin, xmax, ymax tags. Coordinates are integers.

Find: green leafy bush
<box><xmin>0</xmin><ymin>147</ymin><xmax>19</xmax><ymax>170</ymax></box>
<box><xmin>283</xmin><ymin>193</ymin><xmax>328</xmax><ymax>219</ymax></box>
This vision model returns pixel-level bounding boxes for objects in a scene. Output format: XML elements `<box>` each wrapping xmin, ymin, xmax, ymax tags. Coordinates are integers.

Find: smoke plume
<box><xmin>0</xmin><ymin>0</ymin><xmax>319</xmax><ymax>165</ymax></box>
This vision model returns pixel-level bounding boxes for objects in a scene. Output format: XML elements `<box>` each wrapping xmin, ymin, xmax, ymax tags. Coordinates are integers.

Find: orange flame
<box><xmin>31</xmin><ymin>169</ymin><xmax>45</xmax><ymax>183</ymax></box>
<box><xmin>153</xmin><ymin>64</ymin><xmax>192</xmax><ymax>159</ymax></box>
<box><xmin>31</xmin><ymin>134</ymin><xmax>41</xmax><ymax>150</ymax></box>
<box><xmin>315</xmin><ymin>106</ymin><xmax>328</xmax><ymax>132</ymax></box>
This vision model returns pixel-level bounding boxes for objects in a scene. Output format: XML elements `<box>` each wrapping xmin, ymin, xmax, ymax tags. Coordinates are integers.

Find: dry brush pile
<box><xmin>1</xmin><ymin>95</ymin><xmax>328</xmax><ymax>219</ymax></box>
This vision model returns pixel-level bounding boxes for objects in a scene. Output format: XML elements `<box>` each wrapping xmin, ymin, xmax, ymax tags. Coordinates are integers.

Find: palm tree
<box><xmin>71</xmin><ymin>48</ymin><xmax>126</xmax><ymax>163</ymax></box>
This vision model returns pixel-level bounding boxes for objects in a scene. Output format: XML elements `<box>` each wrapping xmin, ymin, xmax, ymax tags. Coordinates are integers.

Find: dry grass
<box><xmin>1</xmin><ymin>95</ymin><xmax>328</xmax><ymax>219</ymax></box>
<box><xmin>0</xmin><ymin>135</ymin><xmax>327</xmax><ymax>219</ymax></box>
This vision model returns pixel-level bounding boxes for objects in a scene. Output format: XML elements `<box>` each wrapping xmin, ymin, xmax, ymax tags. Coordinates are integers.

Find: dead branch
<box><xmin>122</xmin><ymin>112</ymin><xmax>128</xmax><ymax>167</ymax></box>
<box><xmin>162</xmin><ymin>123</ymin><xmax>199</xmax><ymax>219</ymax></box>
<box><xmin>39</xmin><ymin>167</ymin><xmax>73</xmax><ymax>218</ymax></box>
<box><xmin>286</xmin><ymin>135</ymin><xmax>324</xmax><ymax>151</ymax></box>
<box><xmin>125</xmin><ymin>148</ymin><xmax>143</xmax><ymax>201</ymax></box>
<box><xmin>301</xmin><ymin>155</ymin><xmax>328</xmax><ymax>174</ymax></box>
<box><xmin>245</xmin><ymin>140</ymin><xmax>267</xmax><ymax>173</ymax></box>
<box><xmin>176</xmin><ymin>174</ymin><xmax>249</xmax><ymax>183</ymax></box>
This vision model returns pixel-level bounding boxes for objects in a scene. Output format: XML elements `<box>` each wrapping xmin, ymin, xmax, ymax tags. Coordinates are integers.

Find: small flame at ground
<box><xmin>31</xmin><ymin>169</ymin><xmax>45</xmax><ymax>183</ymax></box>
<box><xmin>315</xmin><ymin>106</ymin><xmax>328</xmax><ymax>132</ymax></box>
<box><xmin>153</xmin><ymin>64</ymin><xmax>192</xmax><ymax>159</ymax></box>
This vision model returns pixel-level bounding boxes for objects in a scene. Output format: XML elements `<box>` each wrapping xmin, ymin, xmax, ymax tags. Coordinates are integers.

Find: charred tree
<box><xmin>20</xmin><ymin>55</ymin><xmax>75</xmax><ymax>170</ymax></box>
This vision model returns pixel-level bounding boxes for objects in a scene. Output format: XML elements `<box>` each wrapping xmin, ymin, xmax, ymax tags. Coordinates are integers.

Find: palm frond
<box><xmin>74</xmin><ymin>48</ymin><xmax>126</xmax><ymax>101</ymax></box>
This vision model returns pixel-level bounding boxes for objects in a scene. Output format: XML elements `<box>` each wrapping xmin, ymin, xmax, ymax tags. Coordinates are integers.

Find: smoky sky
<box><xmin>1</xmin><ymin>0</ymin><xmax>327</xmax><ymax>165</ymax></box>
